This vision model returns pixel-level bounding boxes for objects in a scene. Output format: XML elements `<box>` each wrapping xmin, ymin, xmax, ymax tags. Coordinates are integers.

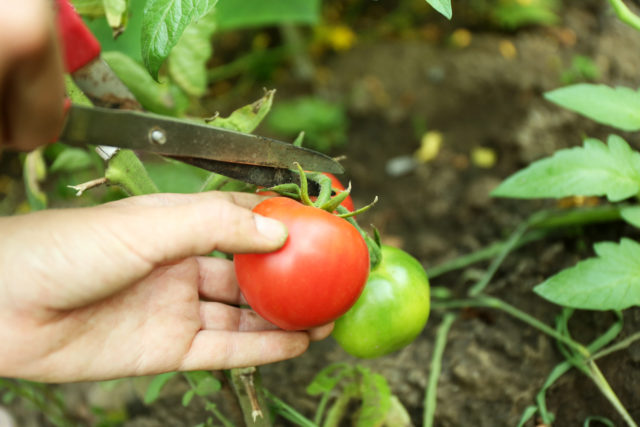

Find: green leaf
<box><xmin>168</xmin><ymin>7</ymin><xmax>217</xmax><ymax>96</ymax></box>
<box><xmin>144</xmin><ymin>158</ymin><xmax>210</xmax><ymax>193</ymax></box>
<box><xmin>266</xmin><ymin>96</ymin><xmax>348</xmax><ymax>152</ymax></box>
<box><xmin>620</xmin><ymin>206</ymin><xmax>640</xmax><ymax>228</ymax></box>
<box><xmin>103</xmin><ymin>0</ymin><xmax>128</xmax><ymax>30</ymax></box>
<box><xmin>208</xmin><ymin>89</ymin><xmax>275</xmax><ymax>133</ymax></box>
<box><xmin>183</xmin><ymin>371</ymin><xmax>221</xmax><ymax>397</ymax></box>
<box><xmin>71</xmin><ymin>0</ymin><xmax>105</xmax><ymax>17</ymax></box>
<box><xmin>182</xmin><ymin>389</ymin><xmax>196</xmax><ymax>406</ymax></box>
<box><xmin>534</xmin><ymin>238</ymin><xmax>640</xmax><ymax>310</ymax></box>
<box><xmin>102</xmin><ymin>51</ymin><xmax>189</xmax><ymax>116</ymax></box>
<box><xmin>544</xmin><ymin>84</ymin><xmax>640</xmax><ymax>131</ymax></box>
<box><xmin>356</xmin><ymin>368</ymin><xmax>392</xmax><ymax>427</ymax></box>
<box><xmin>144</xmin><ymin>372</ymin><xmax>178</xmax><ymax>404</ymax></box>
<box><xmin>425</xmin><ymin>0</ymin><xmax>452</xmax><ymax>19</ymax></box>
<box><xmin>306</xmin><ymin>363</ymin><xmax>352</xmax><ymax>396</ymax></box>
<box><xmin>65</xmin><ymin>75</ymin><xmax>92</xmax><ymax>107</ymax></box>
<box><xmin>141</xmin><ymin>0</ymin><xmax>215</xmax><ymax>80</ymax></box>
<box><xmin>214</xmin><ymin>0</ymin><xmax>320</xmax><ymax>31</ymax></box>
<box><xmin>50</xmin><ymin>148</ymin><xmax>94</xmax><ymax>173</ymax></box>
<box><xmin>491</xmin><ymin>135</ymin><xmax>640</xmax><ymax>202</ymax></box>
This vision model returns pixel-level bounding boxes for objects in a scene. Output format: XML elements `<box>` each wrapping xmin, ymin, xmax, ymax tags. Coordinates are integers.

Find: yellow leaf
<box><xmin>415</xmin><ymin>131</ymin><xmax>443</xmax><ymax>163</ymax></box>
<box><xmin>471</xmin><ymin>147</ymin><xmax>497</xmax><ymax>168</ymax></box>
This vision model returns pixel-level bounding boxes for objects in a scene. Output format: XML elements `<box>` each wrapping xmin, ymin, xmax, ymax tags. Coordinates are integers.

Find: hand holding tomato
<box><xmin>0</xmin><ymin>192</ymin><xmax>333</xmax><ymax>382</ymax></box>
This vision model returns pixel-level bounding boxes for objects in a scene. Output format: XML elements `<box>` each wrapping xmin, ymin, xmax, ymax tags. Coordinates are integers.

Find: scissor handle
<box><xmin>55</xmin><ymin>0</ymin><xmax>101</xmax><ymax>73</ymax></box>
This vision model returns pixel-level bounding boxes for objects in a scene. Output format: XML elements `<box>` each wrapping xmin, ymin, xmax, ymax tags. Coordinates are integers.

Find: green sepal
<box><xmin>319</xmin><ymin>182</ymin><xmax>352</xmax><ymax>212</ymax></box>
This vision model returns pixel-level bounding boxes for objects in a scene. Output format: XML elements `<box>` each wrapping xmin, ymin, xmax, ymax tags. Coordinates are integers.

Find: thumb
<box><xmin>1</xmin><ymin>192</ymin><xmax>286</xmax><ymax>310</ymax></box>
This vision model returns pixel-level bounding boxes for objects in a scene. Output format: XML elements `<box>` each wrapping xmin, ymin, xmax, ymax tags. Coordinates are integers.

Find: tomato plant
<box><xmin>332</xmin><ymin>245</ymin><xmax>430</xmax><ymax>358</ymax></box>
<box><xmin>259</xmin><ymin>172</ymin><xmax>354</xmax><ymax>211</ymax></box>
<box><xmin>234</xmin><ymin>197</ymin><xmax>370</xmax><ymax>330</ymax></box>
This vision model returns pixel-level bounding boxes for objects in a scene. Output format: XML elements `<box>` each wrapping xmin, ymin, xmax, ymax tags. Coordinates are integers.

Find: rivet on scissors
<box><xmin>149</xmin><ymin>127</ymin><xmax>167</xmax><ymax>145</ymax></box>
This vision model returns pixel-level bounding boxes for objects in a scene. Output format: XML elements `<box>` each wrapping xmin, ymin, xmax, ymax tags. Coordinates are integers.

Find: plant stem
<box><xmin>432</xmin><ymin>296</ymin><xmax>590</xmax><ymax>358</ymax></box>
<box><xmin>279</xmin><ymin>24</ymin><xmax>315</xmax><ymax>81</ymax></box>
<box><xmin>608</xmin><ymin>0</ymin><xmax>640</xmax><ymax>32</ymax></box>
<box><xmin>587</xmin><ymin>361</ymin><xmax>638</xmax><ymax>427</ymax></box>
<box><xmin>427</xmin><ymin>205</ymin><xmax>622</xmax><ymax>279</ymax></box>
<box><xmin>229</xmin><ymin>367</ymin><xmax>272</xmax><ymax>427</ymax></box>
<box><xmin>263</xmin><ymin>389</ymin><xmax>317</xmax><ymax>427</ymax></box>
<box><xmin>105</xmin><ymin>150</ymin><xmax>158</xmax><ymax>195</ymax></box>
<box><xmin>434</xmin><ymin>297</ymin><xmax>638</xmax><ymax>426</ymax></box>
<box><xmin>423</xmin><ymin>313</ymin><xmax>457</xmax><ymax>427</ymax></box>
<box><xmin>468</xmin><ymin>220</ymin><xmax>529</xmax><ymax>296</ymax></box>
<box><xmin>592</xmin><ymin>331</ymin><xmax>640</xmax><ymax>361</ymax></box>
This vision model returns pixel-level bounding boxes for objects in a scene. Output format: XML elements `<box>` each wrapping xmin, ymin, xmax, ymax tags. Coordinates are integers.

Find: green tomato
<box><xmin>332</xmin><ymin>245</ymin><xmax>430</xmax><ymax>358</ymax></box>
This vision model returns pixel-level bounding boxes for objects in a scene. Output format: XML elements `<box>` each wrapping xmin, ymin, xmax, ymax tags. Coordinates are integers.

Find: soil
<box><xmin>5</xmin><ymin>1</ymin><xmax>640</xmax><ymax>426</ymax></box>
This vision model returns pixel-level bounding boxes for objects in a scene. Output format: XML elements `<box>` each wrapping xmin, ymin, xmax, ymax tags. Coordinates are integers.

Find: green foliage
<box><xmin>425</xmin><ymin>0</ymin><xmax>452</xmax><ymax>19</ymax></box>
<box><xmin>561</xmin><ymin>55</ymin><xmax>600</xmax><ymax>85</ymax></box>
<box><xmin>168</xmin><ymin>8</ymin><xmax>217</xmax><ymax>96</ymax></box>
<box><xmin>102</xmin><ymin>51</ymin><xmax>189</xmax><ymax>116</ymax></box>
<box><xmin>144</xmin><ymin>372</ymin><xmax>178</xmax><ymax>404</ymax></box>
<box><xmin>103</xmin><ymin>0</ymin><xmax>128</xmax><ymax>30</ymax></box>
<box><xmin>72</xmin><ymin>0</ymin><xmax>106</xmax><ymax>18</ymax></box>
<box><xmin>534</xmin><ymin>239</ymin><xmax>640</xmax><ymax>310</ymax></box>
<box><xmin>545</xmin><ymin>84</ymin><xmax>640</xmax><ymax>131</ymax></box>
<box><xmin>141</xmin><ymin>0</ymin><xmax>217</xmax><ymax>80</ymax></box>
<box><xmin>492</xmin><ymin>0</ymin><xmax>559</xmax><ymax>29</ymax></box>
<box><xmin>49</xmin><ymin>148</ymin><xmax>94</xmax><ymax>173</ymax></box>
<box><xmin>214</xmin><ymin>0</ymin><xmax>320</xmax><ymax>31</ymax></box>
<box><xmin>492</xmin><ymin>135</ymin><xmax>640</xmax><ymax>202</ymax></box>
<box><xmin>306</xmin><ymin>363</ymin><xmax>400</xmax><ymax>427</ymax></box>
<box><xmin>267</xmin><ymin>97</ymin><xmax>348</xmax><ymax>153</ymax></box>
<box><xmin>208</xmin><ymin>89</ymin><xmax>275</xmax><ymax>133</ymax></box>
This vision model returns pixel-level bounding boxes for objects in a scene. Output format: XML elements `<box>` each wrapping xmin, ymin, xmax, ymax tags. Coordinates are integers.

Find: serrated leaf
<box><xmin>545</xmin><ymin>84</ymin><xmax>640</xmax><ymax>131</ymax></box>
<box><xmin>426</xmin><ymin>0</ymin><xmax>452</xmax><ymax>19</ymax></box>
<box><xmin>50</xmin><ymin>148</ymin><xmax>94</xmax><ymax>173</ymax></box>
<box><xmin>492</xmin><ymin>135</ymin><xmax>640</xmax><ymax>202</ymax></box>
<box><xmin>103</xmin><ymin>51</ymin><xmax>188</xmax><ymax>116</ymax></box>
<box><xmin>168</xmin><ymin>7</ymin><xmax>217</xmax><ymax>96</ymax></box>
<box><xmin>141</xmin><ymin>0</ymin><xmax>215</xmax><ymax>80</ymax></box>
<box><xmin>214</xmin><ymin>0</ymin><xmax>320</xmax><ymax>31</ymax></box>
<box><xmin>534</xmin><ymin>238</ymin><xmax>640</xmax><ymax>310</ymax></box>
<box><xmin>620</xmin><ymin>206</ymin><xmax>640</xmax><ymax>228</ymax></box>
<box><xmin>103</xmin><ymin>0</ymin><xmax>128</xmax><ymax>30</ymax></box>
<box><xmin>144</xmin><ymin>372</ymin><xmax>178</xmax><ymax>404</ymax></box>
<box><xmin>209</xmin><ymin>89</ymin><xmax>274</xmax><ymax>133</ymax></box>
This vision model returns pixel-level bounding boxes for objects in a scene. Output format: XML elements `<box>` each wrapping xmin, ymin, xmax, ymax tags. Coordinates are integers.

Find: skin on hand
<box><xmin>0</xmin><ymin>0</ymin><xmax>65</xmax><ymax>151</ymax></box>
<box><xmin>0</xmin><ymin>192</ymin><xmax>333</xmax><ymax>383</ymax></box>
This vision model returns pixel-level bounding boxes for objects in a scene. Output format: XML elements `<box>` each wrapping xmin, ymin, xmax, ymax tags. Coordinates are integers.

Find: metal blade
<box><xmin>72</xmin><ymin>58</ymin><xmax>143</xmax><ymax>110</ymax></box>
<box><xmin>173</xmin><ymin>157</ymin><xmax>322</xmax><ymax>195</ymax></box>
<box><xmin>60</xmin><ymin>104</ymin><xmax>344</xmax><ymax>174</ymax></box>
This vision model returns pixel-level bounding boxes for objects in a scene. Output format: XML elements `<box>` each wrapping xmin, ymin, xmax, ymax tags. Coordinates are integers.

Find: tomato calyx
<box><xmin>258</xmin><ymin>162</ymin><xmax>382</xmax><ymax>269</ymax></box>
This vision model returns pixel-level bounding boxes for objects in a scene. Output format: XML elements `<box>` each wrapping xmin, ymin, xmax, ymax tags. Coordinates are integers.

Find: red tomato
<box><xmin>258</xmin><ymin>173</ymin><xmax>354</xmax><ymax>212</ymax></box>
<box><xmin>234</xmin><ymin>197</ymin><xmax>370</xmax><ymax>330</ymax></box>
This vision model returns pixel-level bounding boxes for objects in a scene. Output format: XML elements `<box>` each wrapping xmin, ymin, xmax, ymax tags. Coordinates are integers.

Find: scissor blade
<box><xmin>174</xmin><ymin>157</ymin><xmax>322</xmax><ymax>195</ymax></box>
<box><xmin>60</xmin><ymin>104</ymin><xmax>344</xmax><ymax>174</ymax></box>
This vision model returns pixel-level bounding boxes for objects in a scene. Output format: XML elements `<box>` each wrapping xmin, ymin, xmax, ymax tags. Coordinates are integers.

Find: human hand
<box><xmin>0</xmin><ymin>0</ymin><xmax>65</xmax><ymax>151</ymax></box>
<box><xmin>0</xmin><ymin>192</ymin><xmax>333</xmax><ymax>382</ymax></box>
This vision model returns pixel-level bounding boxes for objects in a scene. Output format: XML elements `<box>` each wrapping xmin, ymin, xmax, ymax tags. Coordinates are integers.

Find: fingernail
<box><xmin>254</xmin><ymin>214</ymin><xmax>288</xmax><ymax>244</ymax></box>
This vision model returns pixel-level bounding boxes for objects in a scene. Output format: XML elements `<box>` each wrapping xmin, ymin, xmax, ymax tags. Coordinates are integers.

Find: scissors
<box><xmin>55</xmin><ymin>0</ymin><xmax>343</xmax><ymax>192</ymax></box>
